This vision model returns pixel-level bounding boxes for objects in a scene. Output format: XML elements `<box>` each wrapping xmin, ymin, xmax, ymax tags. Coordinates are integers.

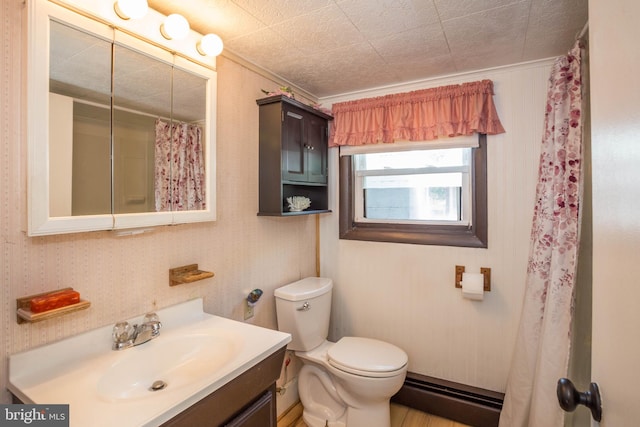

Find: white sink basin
<box><xmin>8</xmin><ymin>299</ymin><xmax>291</xmax><ymax>427</ymax></box>
<box><xmin>97</xmin><ymin>330</ymin><xmax>241</xmax><ymax>401</ymax></box>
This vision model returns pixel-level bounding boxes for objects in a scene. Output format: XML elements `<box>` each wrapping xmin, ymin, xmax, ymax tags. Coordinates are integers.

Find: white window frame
<box><xmin>353</xmin><ymin>155</ymin><xmax>472</xmax><ymax>226</ymax></box>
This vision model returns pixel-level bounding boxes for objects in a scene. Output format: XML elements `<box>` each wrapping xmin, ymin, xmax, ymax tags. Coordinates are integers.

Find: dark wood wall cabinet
<box><xmin>257</xmin><ymin>95</ymin><xmax>333</xmax><ymax>216</ymax></box>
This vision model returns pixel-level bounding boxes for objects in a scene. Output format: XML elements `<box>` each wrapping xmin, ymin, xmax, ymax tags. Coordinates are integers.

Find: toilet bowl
<box><xmin>297</xmin><ymin>364</ymin><xmax>346</xmax><ymax>426</ymax></box>
<box><xmin>275</xmin><ymin>277</ymin><xmax>408</xmax><ymax>427</ymax></box>
<box><xmin>297</xmin><ymin>338</ymin><xmax>407</xmax><ymax>427</ymax></box>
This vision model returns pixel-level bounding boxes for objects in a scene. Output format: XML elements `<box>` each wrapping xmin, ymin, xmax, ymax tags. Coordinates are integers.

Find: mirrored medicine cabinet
<box><xmin>26</xmin><ymin>0</ymin><xmax>217</xmax><ymax>236</ymax></box>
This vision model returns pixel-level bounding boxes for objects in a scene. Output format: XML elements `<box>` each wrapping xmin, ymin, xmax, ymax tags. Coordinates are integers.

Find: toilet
<box><xmin>275</xmin><ymin>277</ymin><xmax>408</xmax><ymax>427</ymax></box>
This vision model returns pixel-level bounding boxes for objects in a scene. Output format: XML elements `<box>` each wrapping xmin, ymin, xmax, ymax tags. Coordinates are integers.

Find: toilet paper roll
<box><xmin>461</xmin><ymin>272</ymin><xmax>484</xmax><ymax>301</ymax></box>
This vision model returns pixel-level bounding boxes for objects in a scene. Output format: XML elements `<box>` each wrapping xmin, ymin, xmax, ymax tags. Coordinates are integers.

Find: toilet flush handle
<box><xmin>297</xmin><ymin>302</ymin><xmax>310</xmax><ymax>311</ymax></box>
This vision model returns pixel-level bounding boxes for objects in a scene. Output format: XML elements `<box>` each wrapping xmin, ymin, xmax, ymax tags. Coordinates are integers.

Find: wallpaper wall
<box><xmin>320</xmin><ymin>60</ymin><xmax>553</xmax><ymax>393</ymax></box>
<box><xmin>0</xmin><ymin>0</ymin><xmax>316</xmax><ymax>404</ymax></box>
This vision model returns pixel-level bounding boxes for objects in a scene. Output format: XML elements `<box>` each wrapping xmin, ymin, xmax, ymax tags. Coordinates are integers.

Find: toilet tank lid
<box><xmin>274</xmin><ymin>277</ymin><xmax>333</xmax><ymax>301</ymax></box>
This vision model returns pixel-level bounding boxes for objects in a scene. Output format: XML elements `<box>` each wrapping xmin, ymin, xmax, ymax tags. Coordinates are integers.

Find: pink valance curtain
<box><xmin>154</xmin><ymin>119</ymin><xmax>206</xmax><ymax>212</ymax></box>
<box><xmin>329</xmin><ymin>79</ymin><xmax>505</xmax><ymax>147</ymax></box>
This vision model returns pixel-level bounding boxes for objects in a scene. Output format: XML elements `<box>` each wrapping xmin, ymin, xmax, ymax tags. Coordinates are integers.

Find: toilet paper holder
<box><xmin>455</xmin><ymin>265</ymin><xmax>491</xmax><ymax>291</ymax></box>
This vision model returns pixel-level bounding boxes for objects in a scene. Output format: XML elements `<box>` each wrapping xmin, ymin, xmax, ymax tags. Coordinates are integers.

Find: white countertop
<box><xmin>8</xmin><ymin>298</ymin><xmax>291</xmax><ymax>427</ymax></box>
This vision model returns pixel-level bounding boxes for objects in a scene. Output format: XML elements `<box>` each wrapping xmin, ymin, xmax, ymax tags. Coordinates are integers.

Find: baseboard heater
<box><xmin>391</xmin><ymin>373</ymin><xmax>504</xmax><ymax>427</ymax></box>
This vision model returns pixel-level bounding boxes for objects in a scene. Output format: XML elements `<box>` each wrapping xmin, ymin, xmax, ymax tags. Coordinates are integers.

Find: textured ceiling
<box><xmin>149</xmin><ymin>0</ymin><xmax>588</xmax><ymax>98</ymax></box>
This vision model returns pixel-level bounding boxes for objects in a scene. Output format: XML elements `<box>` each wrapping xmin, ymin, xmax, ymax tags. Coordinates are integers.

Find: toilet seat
<box><xmin>328</xmin><ymin>337</ymin><xmax>408</xmax><ymax>378</ymax></box>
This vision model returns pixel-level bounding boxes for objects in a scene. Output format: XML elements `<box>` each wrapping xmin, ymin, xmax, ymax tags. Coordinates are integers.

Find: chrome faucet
<box><xmin>112</xmin><ymin>312</ymin><xmax>161</xmax><ymax>351</ymax></box>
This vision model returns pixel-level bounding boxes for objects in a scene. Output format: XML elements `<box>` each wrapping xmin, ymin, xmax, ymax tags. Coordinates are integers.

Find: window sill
<box><xmin>340</xmin><ymin>222</ymin><xmax>487</xmax><ymax>248</ymax></box>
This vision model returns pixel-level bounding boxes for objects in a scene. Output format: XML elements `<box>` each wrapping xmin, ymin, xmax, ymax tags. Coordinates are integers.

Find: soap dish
<box><xmin>169</xmin><ymin>264</ymin><xmax>215</xmax><ymax>286</ymax></box>
<box><xmin>17</xmin><ymin>301</ymin><xmax>91</xmax><ymax>324</ymax></box>
<box><xmin>16</xmin><ymin>288</ymin><xmax>91</xmax><ymax>324</ymax></box>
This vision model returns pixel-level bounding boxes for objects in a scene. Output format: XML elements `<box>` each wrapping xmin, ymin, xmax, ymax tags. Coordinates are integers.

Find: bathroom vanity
<box><xmin>8</xmin><ymin>299</ymin><xmax>291</xmax><ymax>427</ymax></box>
<box><xmin>159</xmin><ymin>347</ymin><xmax>284</xmax><ymax>426</ymax></box>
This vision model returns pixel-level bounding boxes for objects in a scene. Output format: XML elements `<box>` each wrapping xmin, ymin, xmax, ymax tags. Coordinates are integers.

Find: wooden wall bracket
<box><xmin>480</xmin><ymin>267</ymin><xmax>491</xmax><ymax>292</ymax></box>
<box><xmin>169</xmin><ymin>264</ymin><xmax>214</xmax><ymax>286</ymax></box>
<box><xmin>455</xmin><ymin>265</ymin><xmax>465</xmax><ymax>288</ymax></box>
<box><xmin>455</xmin><ymin>265</ymin><xmax>491</xmax><ymax>291</ymax></box>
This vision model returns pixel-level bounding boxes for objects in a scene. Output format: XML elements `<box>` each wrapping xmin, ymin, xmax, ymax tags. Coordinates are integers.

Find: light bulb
<box><xmin>197</xmin><ymin>34</ymin><xmax>224</xmax><ymax>56</ymax></box>
<box><xmin>160</xmin><ymin>14</ymin><xmax>190</xmax><ymax>40</ymax></box>
<box><xmin>113</xmin><ymin>0</ymin><xmax>148</xmax><ymax>20</ymax></box>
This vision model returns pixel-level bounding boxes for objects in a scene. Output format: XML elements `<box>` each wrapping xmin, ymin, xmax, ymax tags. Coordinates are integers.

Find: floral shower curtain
<box><xmin>499</xmin><ymin>40</ymin><xmax>583</xmax><ymax>427</ymax></box>
<box><xmin>155</xmin><ymin>119</ymin><xmax>205</xmax><ymax>211</ymax></box>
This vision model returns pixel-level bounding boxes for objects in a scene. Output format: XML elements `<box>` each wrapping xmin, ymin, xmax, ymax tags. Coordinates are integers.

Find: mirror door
<box><xmin>49</xmin><ymin>19</ymin><xmax>113</xmax><ymax>218</ymax></box>
<box><xmin>112</xmin><ymin>42</ymin><xmax>173</xmax><ymax>215</ymax></box>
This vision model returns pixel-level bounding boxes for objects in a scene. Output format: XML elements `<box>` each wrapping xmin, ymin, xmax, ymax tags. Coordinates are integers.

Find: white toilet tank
<box><xmin>274</xmin><ymin>277</ymin><xmax>333</xmax><ymax>351</ymax></box>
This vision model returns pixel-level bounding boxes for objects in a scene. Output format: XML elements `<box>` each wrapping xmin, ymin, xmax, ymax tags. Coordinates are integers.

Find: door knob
<box><xmin>556</xmin><ymin>378</ymin><xmax>602</xmax><ymax>422</ymax></box>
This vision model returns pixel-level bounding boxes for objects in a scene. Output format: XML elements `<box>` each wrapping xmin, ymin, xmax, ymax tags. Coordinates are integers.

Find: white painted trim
<box><xmin>220</xmin><ymin>49</ymin><xmax>318</xmax><ymax>103</ymax></box>
<box><xmin>319</xmin><ymin>58</ymin><xmax>557</xmax><ymax>106</ymax></box>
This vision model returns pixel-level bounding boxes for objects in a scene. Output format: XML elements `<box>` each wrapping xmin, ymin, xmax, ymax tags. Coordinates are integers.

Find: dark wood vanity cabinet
<box><xmin>257</xmin><ymin>95</ymin><xmax>333</xmax><ymax>216</ymax></box>
<box><xmin>160</xmin><ymin>347</ymin><xmax>286</xmax><ymax>427</ymax></box>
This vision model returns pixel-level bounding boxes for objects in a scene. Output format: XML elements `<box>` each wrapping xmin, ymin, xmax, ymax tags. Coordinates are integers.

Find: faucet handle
<box><xmin>143</xmin><ymin>312</ymin><xmax>160</xmax><ymax>323</ymax></box>
<box><xmin>142</xmin><ymin>312</ymin><xmax>161</xmax><ymax>338</ymax></box>
<box><xmin>112</xmin><ymin>321</ymin><xmax>134</xmax><ymax>343</ymax></box>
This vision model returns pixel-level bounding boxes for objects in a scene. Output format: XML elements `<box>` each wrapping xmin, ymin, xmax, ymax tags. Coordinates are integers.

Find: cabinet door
<box><xmin>305</xmin><ymin>112</ymin><xmax>328</xmax><ymax>184</ymax></box>
<box><xmin>282</xmin><ymin>108</ymin><xmax>306</xmax><ymax>182</ymax></box>
<box><xmin>224</xmin><ymin>391</ymin><xmax>275</xmax><ymax>427</ymax></box>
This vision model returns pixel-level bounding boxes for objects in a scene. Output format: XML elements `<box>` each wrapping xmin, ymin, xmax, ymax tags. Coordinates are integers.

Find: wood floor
<box><xmin>277</xmin><ymin>402</ymin><xmax>471</xmax><ymax>427</ymax></box>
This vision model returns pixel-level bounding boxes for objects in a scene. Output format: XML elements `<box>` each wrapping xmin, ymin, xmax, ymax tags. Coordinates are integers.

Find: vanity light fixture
<box><xmin>160</xmin><ymin>13</ymin><xmax>190</xmax><ymax>40</ymax></box>
<box><xmin>113</xmin><ymin>0</ymin><xmax>149</xmax><ymax>20</ymax></box>
<box><xmin>197</xmin><ymin>34</ymin><xmax>224</xmax><ymax>57</ymax></box>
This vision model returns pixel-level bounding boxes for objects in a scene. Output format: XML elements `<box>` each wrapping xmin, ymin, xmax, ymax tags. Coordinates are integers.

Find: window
<box><xmin>354</xmin><ymin>148</ymin><xmax>471</xmax><ymax>224</ymax></box>
<box><xmin>339</xmin><ymin>134</ymin><xmax>487</xmax><ymax>247</ymax></box>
